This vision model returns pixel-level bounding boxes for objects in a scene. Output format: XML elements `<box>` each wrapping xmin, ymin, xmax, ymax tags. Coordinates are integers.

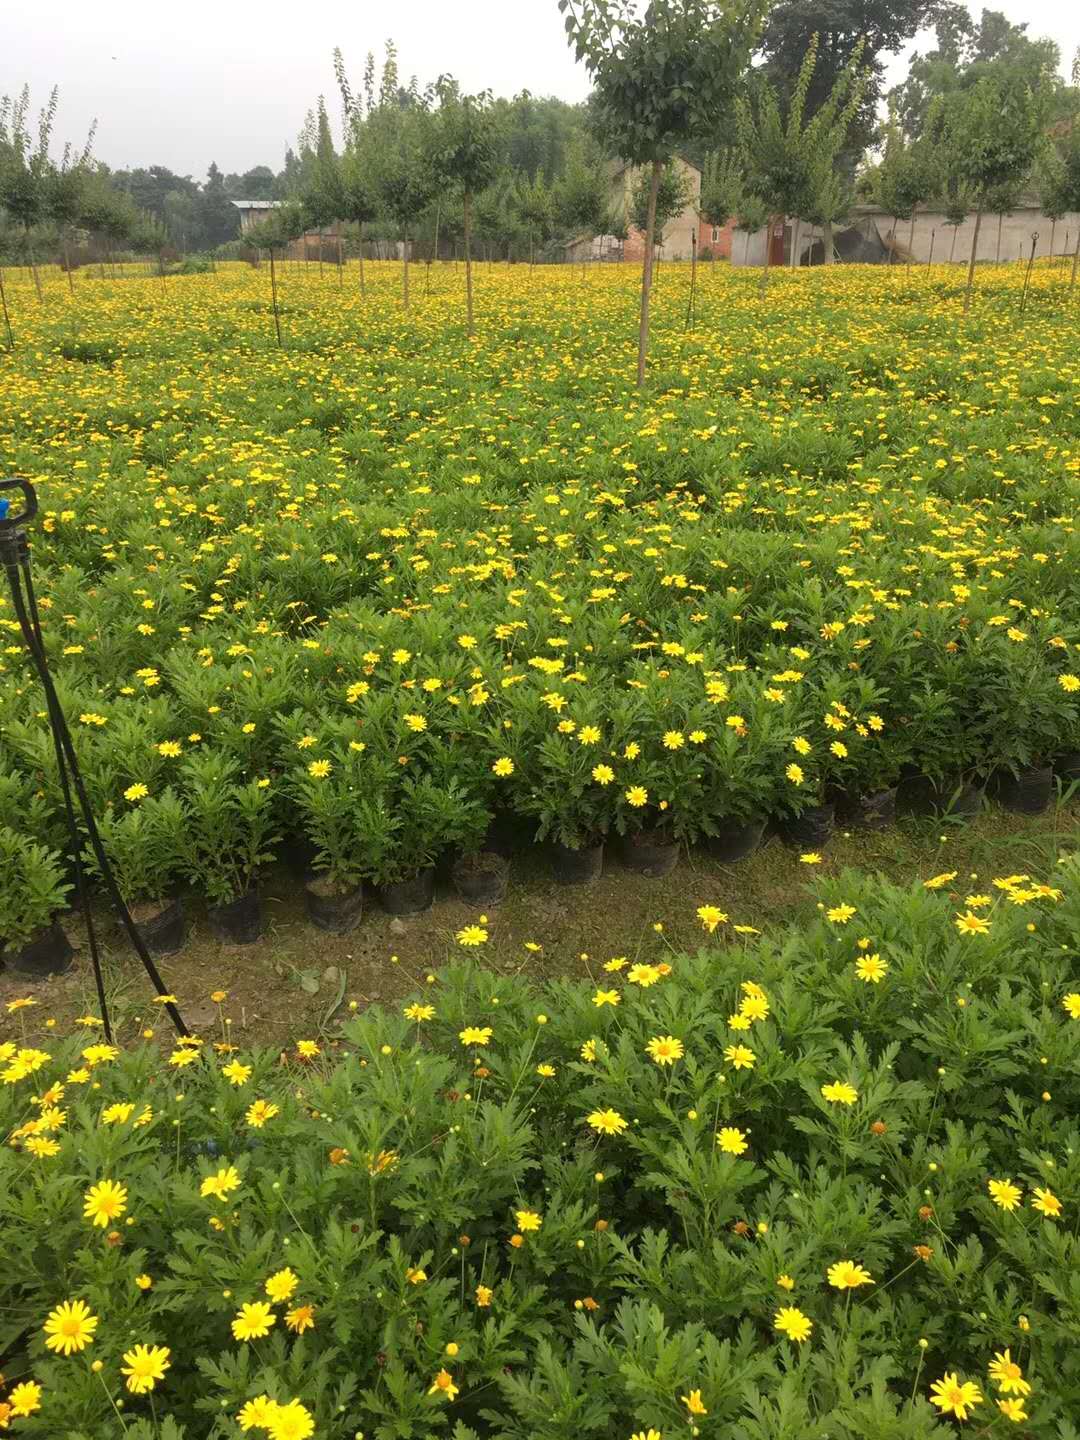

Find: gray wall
<box><xmin>731</xmin><ymin>208</ymin><xmax>1080</xmax><ymax>266</ymax></box>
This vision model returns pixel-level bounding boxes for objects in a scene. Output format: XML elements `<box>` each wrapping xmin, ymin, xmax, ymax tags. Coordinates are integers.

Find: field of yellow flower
<box><xmin>1</xmin><ymin>258</ymin><xmax>1079</xmax><ymax>958</ymax></box>
<box><xmin>3</xmin><ymin>861</ymin><xmax>1080</xmax><ymax>1435</ymax></box>
<box><xmin>1</xmin><ymin>255</ymin><xmax>1080</xmax><ymax>1432</ymax></box>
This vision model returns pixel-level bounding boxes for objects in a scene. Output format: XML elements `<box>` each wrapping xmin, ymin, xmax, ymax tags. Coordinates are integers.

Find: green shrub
<box><xmin>3</xmin><ymin>863</ymin><xmax>1080</xmax><ymax>1435</ymax></box>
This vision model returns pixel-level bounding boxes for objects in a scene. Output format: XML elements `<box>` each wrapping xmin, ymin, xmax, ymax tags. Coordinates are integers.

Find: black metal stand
<box><xmin>0</xmin><ymin>478</ymin><xmax>188</xmax><ymax>1040</ymax></box>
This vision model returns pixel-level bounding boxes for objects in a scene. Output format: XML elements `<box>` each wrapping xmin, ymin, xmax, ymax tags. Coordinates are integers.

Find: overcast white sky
<box><xmin>6</xmin><ymin>0</ymin><xmax>1079</xmax><ymax>176</ymax></box>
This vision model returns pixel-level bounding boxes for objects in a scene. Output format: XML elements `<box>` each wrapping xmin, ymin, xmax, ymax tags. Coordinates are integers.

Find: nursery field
<box><xmin>1</xmin><ymin>257</ymin><xmax>1079</xmax><ymax>964</ymax></box>
<box><xmin>2</xmin><ymin>260</ymin><xmax>1080</xmax><ymax>1436</ymax></box>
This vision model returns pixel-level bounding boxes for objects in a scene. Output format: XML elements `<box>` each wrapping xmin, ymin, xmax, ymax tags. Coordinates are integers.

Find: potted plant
<box><xmin>697</xmin><ymin>683</ymin><xmax>790</xmax><ymax>861</ymax></box>
<box><xmin>814</xmin><ymin>679</ymin><xmax>898</xmax><ymax>831</ymax></box>
<box><xmin>88</xmin><ymin>788</ymin><xmax>191</xmax><ymax>955</ymax></box>
<box><xmin>516</xmin><ymin>727</ymin><xmax>616</xmax><ymax>886</ymax></box>
<box><xmin>180</xmin><ymin>752</ymin><xmax>280</xmax><ymax>943</ymax></box>
<box><xmin>0</xmin><ymin>826</ymin><xmax>73</xmax><ymax>977</ymax></box>
<box><xmin>289</xmin><ymin>753</ymin><xmax>374</xmax><ymax>933</ymax></box>
<box><xmin>970</xmin><ymin>638</ymin><xmax>1079</xmax><ymax>816</ymax></box>
<box><xmin>365</xmin><ymin>775</ymin><xmax>481</xmax><ymax>917</ymax></box>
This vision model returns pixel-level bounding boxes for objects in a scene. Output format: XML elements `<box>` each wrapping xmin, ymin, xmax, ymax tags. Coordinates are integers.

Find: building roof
<box><xmin>231</xmin><ymin>200</ymin><xmax>281</xmax><ymax>211</ymax></box>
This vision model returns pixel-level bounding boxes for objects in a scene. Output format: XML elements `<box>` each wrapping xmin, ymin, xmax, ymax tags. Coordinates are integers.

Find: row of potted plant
<box><xmin>2</xmin><ymin>740</ymin><xmax>1076</xmax><ymax>978</ymax></box>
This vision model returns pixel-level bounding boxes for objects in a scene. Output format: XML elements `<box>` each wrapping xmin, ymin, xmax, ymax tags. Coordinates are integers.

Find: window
<box><xmin>711</xmin><ymin>226</ymin><xmax>719</xmax><ymax>243</ymax></box>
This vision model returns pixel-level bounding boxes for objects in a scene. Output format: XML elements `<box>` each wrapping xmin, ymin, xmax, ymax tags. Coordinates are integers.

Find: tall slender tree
<box><xmin>0</xmin><ymin>85</ymin><xmax>57</xmax><ymax>301</ymax></box>
<box><xmin>559</xmin><ymin>0</ymin><xmax>766</xmax><ymax>386</ymax></box>
<box><xmin>945</xmin><ymin>72</ymin><xmax>1044</xmax><ymax>311</ymax></box>
<box><xmin>434</xmin><ymin>81</ymin><xmax>502</xmax><ymax>333</ymax></box>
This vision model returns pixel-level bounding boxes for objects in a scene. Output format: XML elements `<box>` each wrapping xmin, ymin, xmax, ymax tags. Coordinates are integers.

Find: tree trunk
<box><xmin>908</xmin><ymin>213</ymin><xmax>916</xmax><ymax>270</ymax></box>
<box><xmin>358</xmin><ymin>221</ymin><xmax>366</xmax><ymax>297</ymax></box>
<box><xmin>269</xmin><ymin>246</ymin><xmax>282</xmax><ymax>346</ymax></box>
<box><xmin>402</xmin><ymin>225</ymin><xmax>410</xmax><ymax>310</ymax></box>
<box><xmin>685</xmin><ymin>229</ymin><xmax>697</xmax><ymax>330</ymax></box>
<box><xmin>789</xmin><ymin>216</ymin><xmax>800</xmax><ymax>268</ymax></box>
<box><xmin>995</xmin><ymin>212</ymin><xmax>1003</xmax><ymax>264</ymax></box>
<box><xmin>635</xmin><ymin>157</ymin><xmax>663</xmax><ymax>389</ymax></box>
<box><xmin>823</xmin><ymin>219</ymin><xmax>834</xmax><ymax>265</ymax></box>
<box><xmin>927</xmin><ymin>230</ymin><xmax>935</xmax><ymax>267</ymax></box>
<box><xmin>318</xmin><ymin>232</ymin><xmax>324</xmax><ymax>279</ymax></box>
<box><xmin>25</xmin><ymin>226</ymin><xmax>43</xmax><ymax>303</ymax></box>
<box><xmin>963</xmin><ymin>205</ymin><xmax>983</xmax><ymax>316</ymax></box>
<box><xmin>62</xmin><ymin>231</ymin><xmax>75</xmax><ymax>294</ymax></box>
<box><xmin>0</xmin><ymin>266</ymin><xmax>14</xmax><ymax>349</ymax></box>
<box><xmin>1071</xmin><ymin>226</ymin><xmax>1080</xmax><ymax>294</ymax></box>
<box><xmin>949</xmin><ymin>226</ymin><xmax>958</xmax><ymax>264</ymax></box>
<box><xmin>1049</xmin><ymin>218</ymin><xmax>1056</xmax><ymax>260</ymax></box>
<box><xmin>433</xmin><ymin>200</ymin><xmax>441</xmax><ymax>265</ymax></box>
<box><xmin>758</xmin><ymin>218</ymin><xmax>774</xmax><ymax>298</ymax></box>
<box><xmin>464</xmin><ymin>188</ymin><xmax>474</xmax><ymax>336</ymax></box>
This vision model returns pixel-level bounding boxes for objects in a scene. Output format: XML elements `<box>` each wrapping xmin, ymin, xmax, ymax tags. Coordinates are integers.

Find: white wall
<box><xmin>731</xmin><ymin>209</ymin><xmax>1080</xmax><ymax>266</ymax></box>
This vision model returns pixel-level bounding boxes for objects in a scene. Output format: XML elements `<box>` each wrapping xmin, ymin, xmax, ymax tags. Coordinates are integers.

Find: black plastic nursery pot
<box><xmin>1053</xmin><ymin>751</ymin><xmax>1080</xmax><ymax>785</ymax></box>
<box><xmin>833</xmin><ymin>787</ymin><xmax>897</xmax><ymax>832</ymax></box>
<box><xmin>4</xmin><ymin>920</ymin><xmax>74</xmax><ymax>978</ymax></box>
<box><xmin>706</xmin><ymin>815</ymin><xmax>768</xmax><ymax>864</ymax></box>
<box><xmin>132</xmin><ymin>896</ymin><xmax>187</xmax><ymax>957</ymax></box>
<box><xmin>776</xmin><ymin>802</ymin><xmax>835</xmax><ymax>850</ymax></box>
<box><xmin>483</xmin><ymin>809</ymin><xmax>539</xmax><ymax>859</ymax></box>
<box><xmin>896</xmin><ymin>773</ymin><xmax>982</xmax><ymax>820</ymax></box>
<box><xmin>452</xmin><ymin>851</ymin><xmax>510</xmax><ymax>906</ymax></box>
<box><xmin>207</xmin><ymin>889</ymin><xmax>264</xmax><ymax>944</ymax></box>
<box><xmin>551</xmin><ymin>838</ymin><xmax>604</xmax><ymax>886</ymax></box>
<box><xmin>620</xmin><ymin>826</ymin><xmax>680</xmax><ymax>879</ymax></box>
<box><xmin>303</xmin><ymin>876</ymin><xmax>364</xmax><ymax>934</ymax></box>
<box><xmin>380</xmin><ymin>867</ymin><xmax>436</xmax><ymax>917</ymax></box>
<box><xmin>994</xmin><ymin>764</ymin><xmax>1054</xmax><ymax>817</ymax></box>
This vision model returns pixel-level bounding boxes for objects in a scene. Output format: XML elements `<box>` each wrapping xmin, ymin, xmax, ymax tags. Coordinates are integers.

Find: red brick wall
<box><xmin>623</xmin><ymin>220</ymin><xmax>734</xmax><ymax>262</ymax></box>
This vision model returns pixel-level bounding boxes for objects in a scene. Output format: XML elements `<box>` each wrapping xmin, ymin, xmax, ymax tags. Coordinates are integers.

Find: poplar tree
<box><xmin>945</xmin><ymin>72</ymin><xmax>1043</xmax><ymax>312</ymax></box>
<box><xmin>434</xmin><ymin>81</ymin><xmax>502</xmax><ymax>333</ymax></box>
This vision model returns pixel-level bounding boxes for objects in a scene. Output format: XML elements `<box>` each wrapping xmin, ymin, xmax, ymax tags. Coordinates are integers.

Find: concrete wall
<box><xmin>877</xmin><ymin>208</ymin><xmax>1080</xmax><ymax>264</ymax></box>
<box><xmin>732</xmin><ymin>207</ymin><xmax>1080</xmax><ymax>266</ymax></box>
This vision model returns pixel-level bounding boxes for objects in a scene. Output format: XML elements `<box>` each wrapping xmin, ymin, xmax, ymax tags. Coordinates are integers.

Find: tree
<box><xmin>1043</xmin><ymin>120</ymin><xmax>1080</xmax><ymax>290</ymax></box>
<box><xmin>890</xmin><ymin>8</ymin><xmax>1073</xmax><ymax>140</ymax></box>
<box><xmin>0</xmin><ymin>84</ymin><xmax>57</xmax><ymax>300</ymax></box>
<box><xmin>733</xmin><ymin>193</ymin><xmax>769</xmax><ymax>265</ymax></box>
<box><xmin>984</xmin><ymin>176</ymin><xmax>1024</xmax><ymax>263</ymax></box>
<box><xmin>945</xmin><ymin>72</ymin><xmax>1044</xmax><ymax>312</ymax></box>
<box><xmin>699</xmin><ymin>149</ymin><xmax>742</xmax><ymax>246</ymax></box>
<box><xmin>872</xmin><ymin>103</ymin><xmax>939</xmax><ymax>263</ymax></box>
<box><xmin>197</xmin><ymin>162</ymin><xmax>240</xmax><ymax>248</ymax></box>
<box><xmin>245</xmin><ymin>202</ymin><xmax>306</xmax><ymax>345</ymax></box>
<box><xmin>46</xmin><ymin>133</ymin><xmax>95</xmax><ymax>291</ymax></box>
<box><xmin>363</xmin><ymin>100</ymin><xmax>439</xmax><ymax>310</ymax></box>
<box><xmin>515</xmin><ymin>171</ymin><xmax>556</xmax><ymax>264</ymax></box>
<box><xmin>737</xmin><ymin>35</ymin><xmax>866</xmax><ymax>286</ymax></box>
<box><xmin>302</xmin><ymin>99</ymin><xmax>347</xmax><ymax>274</ymax></box>
<box><xmin>804</xmin><ymin>165</ymin><xmax>854</xmax><ymax>264</ymax></box>
<box><xmin>761</xmin><ymin>0</ymin><xmax>939</xmax><ymax>157</ymax></box>
<box><xmin>553</xmin><ymin>138</ymin><xmax>613</xmax><ymax>253</ymax></box>
<box><xmin>629</xmin><ymin>160</ymin><xmax>692</xmax><ymax>254</ymax></box>
<box><xmin>560</xmin><ymin>0</ymin><xmax>766</xmax><ymax>386</ymax></box>
<box><xmin>434</xmin><ymin>81</ymin><xmax>502</xmax><ymax>333</ymax></box>
<box><xmin>79</xmin><ymin>172</ymin><xmax>138</xmax><ymax>268</ymax></box>
<box><xmin>1038</xmin><ymin>149</ymin><xmax>1070</xmax><ymax>261</ymax></box>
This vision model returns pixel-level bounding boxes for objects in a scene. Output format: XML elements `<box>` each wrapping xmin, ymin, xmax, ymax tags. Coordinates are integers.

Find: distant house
<box><xmin>231</xmin><ymin>199</ymin><xmax>346</xmax><ymax>261</ymax></box>
<box><xmin>232</xmin><ymin>200</ymin><xmax>281</xmax><ymax>236</ymax></box>
<box><xmin>565</xmin><ymin>156</ymin><xmax>733</xmax><ymax>263</ymax></box>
